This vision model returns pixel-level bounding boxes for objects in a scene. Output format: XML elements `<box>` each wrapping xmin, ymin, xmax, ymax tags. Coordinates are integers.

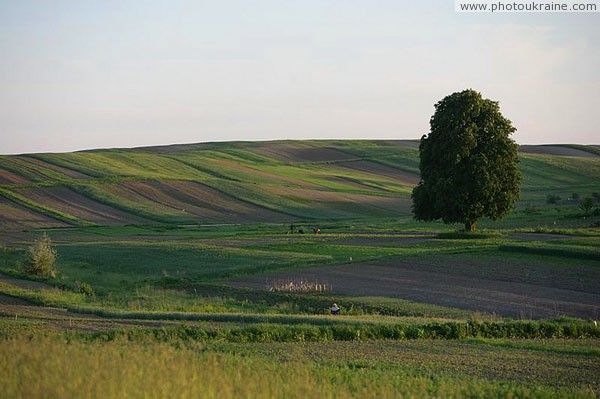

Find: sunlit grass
<box><xmin>1</xmin><ymin>335</ymin><xmax>597</xmax><ymax>399</ymax></box>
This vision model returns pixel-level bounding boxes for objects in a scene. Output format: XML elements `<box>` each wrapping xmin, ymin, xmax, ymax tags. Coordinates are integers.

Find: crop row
<box><xmin>82</xmin><ymin>319</ymin><xmax>600</xmax><ymax>343</ymax></box>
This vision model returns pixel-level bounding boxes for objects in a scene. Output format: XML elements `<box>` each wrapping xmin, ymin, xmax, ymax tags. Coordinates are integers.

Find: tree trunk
<box><xmin>464</xmin><ymin>221</ymin><xmax>477</xmax><ymax>232</ymax></box>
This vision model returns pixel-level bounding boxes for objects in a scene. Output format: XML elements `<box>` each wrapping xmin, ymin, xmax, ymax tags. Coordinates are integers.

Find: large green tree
<box><xmin>412</xmin><ymin>89</ymin><xmax>521</xmax><ymax>231</ymax></box>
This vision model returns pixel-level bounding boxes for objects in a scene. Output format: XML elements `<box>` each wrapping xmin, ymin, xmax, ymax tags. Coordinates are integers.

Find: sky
<box><xmin>0</xmin><ymin>0</ymin><xmax>598</xmax><ymax>154</ymax></box>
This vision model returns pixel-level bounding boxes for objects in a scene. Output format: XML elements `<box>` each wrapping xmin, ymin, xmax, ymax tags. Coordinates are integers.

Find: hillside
<box><xmin>1</xmin><ymin>140</ymin><xmax>599</xmax><ymax>229</ymax></box>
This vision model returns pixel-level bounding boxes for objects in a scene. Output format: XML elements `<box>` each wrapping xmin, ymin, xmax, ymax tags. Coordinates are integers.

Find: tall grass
<box><xmin>267</xmin><ymin>277</ymin><xmax>331</xmax><ymax>293</ymax></box>
<box><xmin>1</xmin><ymin>336</ymin><xmax>596</xmax><ymax>399</ymax></box>
<box><xmin>43</xmin><ymin>318</ymin><xmax>600</xmax><ymax>342</ymax></box>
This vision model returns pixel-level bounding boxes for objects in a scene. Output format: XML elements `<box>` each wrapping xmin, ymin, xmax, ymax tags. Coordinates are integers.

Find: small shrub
<box><xmin>23</xmin><ymin>233</ymin><xmax>58</xmax><ymax>278</ymax></box>
<box><xmin>580</xmin><ymin>196</ymin><xmax>595</xmax><ymax>215</ymax></box>
<box><xmin>78</xmin><ymin>282</ymin><xmax>95</xmax><ymax>297</ymax></box>
<box><xmin>571</xmin><ymin>192</ymin><xmax>580</xmax><ymax>200</ymax></box>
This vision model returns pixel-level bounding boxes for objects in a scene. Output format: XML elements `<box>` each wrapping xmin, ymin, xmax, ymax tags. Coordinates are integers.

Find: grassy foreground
<box><xmin>1</xmin><ymin>335</ymin><xmax>597</xmax><ymax>399</ymax></box>
<box><xmin>1</xmin><ymin>221</ymin><xmax>599</xmax><ymax>398</ymax></box>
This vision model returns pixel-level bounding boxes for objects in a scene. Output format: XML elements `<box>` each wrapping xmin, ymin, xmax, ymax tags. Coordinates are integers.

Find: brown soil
<box><xmin>509</xmin><ymin>233</ymin><xmax>570</xmax><ymax>241</ymax></box>
<box><xmin>229</xmin><ymin>260</ymin><xmax>600</xmax><ymax>319</ymax></box>
<box><xmin>269</xmin><ymin>185</ymin><xmax>401</xmax><ymax>204</ymax></box>
<box><xmin>127</xmin><ymin>142</ymin><xmax>215</xmax><ymax>154</ymax></box>
<box><xmin>18</xmin><ymin>156</ymin><xmax>91</xmax><ymax>179</ymax></box>
<box><xmin>0</xmin><ymin>196</ymin><xmax>68</xmax><ymax>230</ymax></box>
<box><xmin>15</xmin><ymin>186</ymin><xmax>149</xmax><ymax>225</ymax></box>
<box><xmin>267</xmin><ymin>185</ymin><xmax>409</xmax><ymax>216</ymax></box>
<box><xmin>254</xmin><ymin>143</ymin><xmax>357</xmax><ymax>163</ymax></box>
<box><xmin>120</xmin><ymin>180</ymin><xmax>287</xmax><ymax>222</ymax></box>
<box><xmin>0</xmin><ymin>293</ymin><xmax>33</xmax><ymax>306</ymax></box>
<box><xmin>0</xmin><ymin>274</ymin><xmax>56</xmax><ymax>290</ymax></box>
<box><xmin>0</xmin><ymin>295</ymin><xmax>180</xmax><ymax>332</ymax></box>
<box><xmin>519</xmin><ymin>145</ymin><xmax>599</xmax><ymax>157</ymax></box>
<box><xmin>334</xmin><ymin>160</ymin><xmax>420</xmax><ymax>185</ymax></box>
<box><xmin>0</xmin><ymin>167</ymin><xmax>30</xmax><ymax>184</ymax></box>
<box><xmin>253</xmin><ymin>141</ymin><xmax>420</xmax><ymax>162</ymax></box>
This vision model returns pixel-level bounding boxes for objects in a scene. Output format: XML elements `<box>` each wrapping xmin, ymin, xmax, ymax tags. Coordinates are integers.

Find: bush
<box><xmin>580</xmin><ymin>196</ymin><xmax>595</xmax><ymax>215</ymax></box>
<box><xmin>23</xmin><ymin>233</ymin><xmax>58</xmax><ymax>278</ymax></box>
<box><xmin>78</xmin><ymin>282</ymin><xmax>95</xmax><ymax>297</ymax></box>
<box><xmin>546</xmin><ymin>194</ymin><xmax>561</xmax><ymax>205</ymax></box>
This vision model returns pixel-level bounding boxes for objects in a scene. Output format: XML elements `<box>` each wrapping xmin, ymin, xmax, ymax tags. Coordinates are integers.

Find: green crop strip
<box><xmin>0</xmin><ymin>188</ymin><xmax>94</xmax><ymax>226</ymax></box>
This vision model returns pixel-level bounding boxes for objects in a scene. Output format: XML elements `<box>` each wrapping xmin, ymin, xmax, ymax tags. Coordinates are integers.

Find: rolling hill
<box><xmin>1</xmin><ymin>140</ymin><xmax>599</xmax><ymax>229</ymax></box>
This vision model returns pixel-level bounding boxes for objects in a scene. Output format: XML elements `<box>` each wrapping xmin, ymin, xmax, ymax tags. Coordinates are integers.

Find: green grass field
<box><xmin>3</xmin><ymin>335</ymin><xmax>597</xmax><ymax>399</ymax></box>
<box><xmin>1</xmin><ymin>140</ymin><xmax>599</xmax><ymax>398</ymax></box>
<box><xmin>1</xmin><ymin>140</ymin><xmax>599</xmax><ymax>228</ymax></box>
<box><xmin>1</xmin><ymin>220</ymin><xmax>599</xmax><ymax>397</ymax></box>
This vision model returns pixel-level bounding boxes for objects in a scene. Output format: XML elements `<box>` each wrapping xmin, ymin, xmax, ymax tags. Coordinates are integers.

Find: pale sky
<box><xmin>0</xmin><ymin>0</ymin><xmax>598</xmax><ymax>154</ymax></box>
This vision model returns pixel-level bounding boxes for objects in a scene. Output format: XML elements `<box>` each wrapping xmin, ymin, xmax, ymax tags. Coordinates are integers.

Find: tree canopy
<box><xmin>412</xmin><ymin>89</ymin><xmax>521</xmax><ymax>231</ymax></box>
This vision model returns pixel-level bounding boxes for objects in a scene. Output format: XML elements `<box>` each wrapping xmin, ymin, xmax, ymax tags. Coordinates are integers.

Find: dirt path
<box><xmin>0</xmin><ymin>297</ymin><xmax>179</xmax><ymax>332</ymax></box>
<box><xmin>0</xmin><ymin>274</ymin><xmax>55</xmax><ymax>290</ymax></box>
<box><xmin>509</xmin><ymin>233</ymin><xmax>570</xmax><ymax>241</ymax></box>
<box><xmin>0</xmin><ymin>274</ymin><xmax>185</xmax><ymax>332</ymax></box>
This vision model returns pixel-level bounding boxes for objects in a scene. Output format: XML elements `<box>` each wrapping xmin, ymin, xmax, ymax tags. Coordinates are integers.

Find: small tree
<box><xmin>412</xmin><ymin>89</ymin><xmax>521</xmax><ymax>231</ymax></box>
<box><xmin>580</xmin><ymin>196</ymin><xmax>594</xmax><ymax>215</ymax></box>
<box><xmin>24</xmin><ymin>233</ymin><xmax>58</xmax><ymax>278</ymax></box>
